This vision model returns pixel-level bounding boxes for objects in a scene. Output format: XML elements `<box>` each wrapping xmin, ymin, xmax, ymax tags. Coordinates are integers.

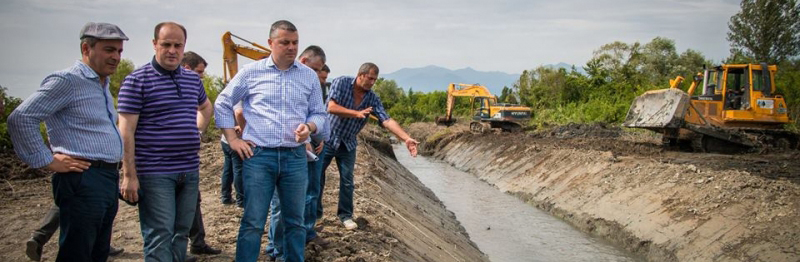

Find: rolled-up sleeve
<box><xmin>215</xmin><ymin>70</ymin><xmax>249</xmax><ymax>129</ymax></box>
<box><xmin>371</xmin><ymin>95</ymin><xmax>391</xmax><ymax>123</ymax></box>
<box><xmin>8</xmin><ymin>75</ymin><xmax>73</xmax><ymax>168</ymax></box>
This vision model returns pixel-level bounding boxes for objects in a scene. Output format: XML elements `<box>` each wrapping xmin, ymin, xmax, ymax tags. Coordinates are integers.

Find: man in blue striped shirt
<box><xmin>265</xmin><ymin>45</ymin><xmax>331</xmax><ymax>261</ymax></box>
<box><xmin>323</xmin><ymin>63</ymin><xmax>419</xmax><ymax>231</ymax></box>
<box><xmin>118</xmin><ymin>22</ymin><xmax>213</xmax><ymax>262</ymax></box>
<box><xmin>8</xmin><ymin>22</ymin><xmax>128</xmax><ymax>262</ymax></box>
<box><xmin>214</xmin><ymin>20</ymin><xmax>327</xmax><ymax>262</ymax></box>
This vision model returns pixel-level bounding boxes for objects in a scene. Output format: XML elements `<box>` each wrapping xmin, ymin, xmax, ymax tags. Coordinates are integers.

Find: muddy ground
<box><xmin>0</xmin><ymin>127</ymin><xmax>486</xmax><ymax>262</ymax></box>
<box><xmin>409</xmin><ymin>122</ymin><xmax>800</xmax><ymax>262</ymax></box>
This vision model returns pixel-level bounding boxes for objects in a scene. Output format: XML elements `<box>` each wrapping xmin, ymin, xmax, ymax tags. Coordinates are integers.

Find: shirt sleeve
<box><xmin>117</xmin><ymin>74</ymin><xmax>144</xmax><ymax>114</ymax></box>
<box><xmin>7</xmin><ymin>74</ymin><xmax>74</xmax><ymax>168</ymax></box>
<box><xmin>371</xmin><ymin>94</ymin><xmax>391</xmax><ymax>123</ymax></box>
<box><xmin>196</xmin><ymin>77</ymin><xmax>208</xmax><ymax>105</ymax></box>
<box><xmin>328</xmin><ymin>76</ymin><xmax>347</xmax><ymax>104</ymax></box>
<box><xmin>306</xmin><ymin>77</ymin><xmax>327</xmax><ymax>138</ymax></box>
<box><xmin>215</xmin><ymin>68</ymin><xmax>250</xmax><ymax>129</ymax></box>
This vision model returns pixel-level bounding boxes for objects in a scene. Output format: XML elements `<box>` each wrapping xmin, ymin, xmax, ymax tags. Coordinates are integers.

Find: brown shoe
<box><xmin>306</xmin><ymin>237</ymin><xmax>330</xmax><ymax>248</ymax></box>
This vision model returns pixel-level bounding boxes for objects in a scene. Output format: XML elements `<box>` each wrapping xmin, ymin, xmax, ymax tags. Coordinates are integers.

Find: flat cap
<box><xmin>79</xmin><ymin>22</ymin><xmax>129</xmax><ymax>40</ymax></box>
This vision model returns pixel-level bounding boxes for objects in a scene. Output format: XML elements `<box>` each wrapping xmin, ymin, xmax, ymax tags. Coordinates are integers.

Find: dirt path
<box><xmin>410</xmin><ymin>122</ymin><xmax>800</xmax><ymax>262</ymax></box>
<box><xmin>0</xmin><ymin>129</ymin><xmax>485</xmax><ymax>262</ymax></box>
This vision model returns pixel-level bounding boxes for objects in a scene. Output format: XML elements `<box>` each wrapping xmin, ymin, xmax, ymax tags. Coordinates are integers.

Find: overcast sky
<box><xmin>1</xmin><ymin>0</ymin><xmax>741</xmax><ymax>98</ymax></box>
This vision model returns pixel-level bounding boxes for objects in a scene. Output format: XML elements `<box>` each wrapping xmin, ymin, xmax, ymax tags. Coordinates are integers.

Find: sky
<box><xmin>0</xmin><ymin>0</ymin><xmax>742</xmax><ymax>98</ymax></box>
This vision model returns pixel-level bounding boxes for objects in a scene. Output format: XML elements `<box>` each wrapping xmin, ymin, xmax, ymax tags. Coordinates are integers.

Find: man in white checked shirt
<box><xmin>214</xmin><ymin>20</ymin><xmax>327</xmax><ymax>262</ymax></box>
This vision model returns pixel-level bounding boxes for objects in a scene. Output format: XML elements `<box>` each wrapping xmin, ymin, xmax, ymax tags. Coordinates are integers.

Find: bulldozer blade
<box><xmin>623</xmin><ymin>88</ymin><xmax>690</xmax><ymax>132</ymax></box>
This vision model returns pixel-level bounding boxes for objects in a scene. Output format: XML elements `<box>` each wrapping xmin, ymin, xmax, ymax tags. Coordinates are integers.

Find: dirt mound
<box><xmin>532</xmin><ymin>122</ymin><xmax>623</xmax><ymax>139</ymax></box>
<box><xmin>0</xmin><ymin>128</ymin><xmax>485</xmax><ymax>262</ymax></box>
<box><xmin>0</xmin><ymin>150</ymin><xmax>51</xmax><ymax>181</ymax></box>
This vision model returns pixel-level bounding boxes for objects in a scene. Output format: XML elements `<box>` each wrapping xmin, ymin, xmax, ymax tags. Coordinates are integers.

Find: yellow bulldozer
<box><xmin>624</xmin><ymin>63</ymin><xmax>798</xmax><ymax>153</ymax></box>
<box><xmin>435</xmin><ymin>83</ymin><xmax>532</xmax><ymax>133</ymax></box>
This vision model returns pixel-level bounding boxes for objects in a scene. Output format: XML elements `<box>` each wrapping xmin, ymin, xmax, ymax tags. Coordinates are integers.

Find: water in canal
<box><xmin>393</xmin><ymin>145</ymin><xmax>640</xmax><ymax>262</ymax></box>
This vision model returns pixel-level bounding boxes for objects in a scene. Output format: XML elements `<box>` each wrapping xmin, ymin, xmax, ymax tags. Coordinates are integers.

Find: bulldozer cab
<box><xmin>685</xmin><ymin>64</ymin><xmax>789</xmax><ymax>128</ymax></box>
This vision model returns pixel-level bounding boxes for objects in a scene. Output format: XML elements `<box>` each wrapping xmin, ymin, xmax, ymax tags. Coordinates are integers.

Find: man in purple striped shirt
<box><xmin>118</xmin><ymin>22</ymin><xmax>213</xmax><ymax>262</ymax></box>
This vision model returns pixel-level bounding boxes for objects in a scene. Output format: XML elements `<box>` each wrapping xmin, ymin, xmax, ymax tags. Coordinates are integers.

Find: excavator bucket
<box><xmin>435</xmin><ymin>116</ymin><xmax>456</xmax><ymax>126</ymax></box>
<box><xmin>623</xmin><ymin>88</ymin><xmax>690</xmax><ymax>131</ymax></box>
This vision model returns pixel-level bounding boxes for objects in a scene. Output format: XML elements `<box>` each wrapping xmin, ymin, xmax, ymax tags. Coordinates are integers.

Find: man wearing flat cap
<box><xmin>8</xmin><ymin>22</ymin><xmax>128</xmax><ymax>261</ymax></box>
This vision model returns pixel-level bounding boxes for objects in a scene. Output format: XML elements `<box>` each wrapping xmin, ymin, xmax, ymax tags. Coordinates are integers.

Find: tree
<box><xmin>109</xmin><ymin>59</ymin><xmax>135</xmax><ymax>101</ymax></box>
<box><xmin>372</xmin><ymin>78</ymin><xmax>404</xmax><ymax>111</ymax></box>
<box><xmin>727</xmin><ymin>0</ymin><xmax>800</xmax><ymax>64</ymax></box>
<box><xmin>1</xmin><ymin>85</ymin><xmax>24</xmax><ymax>150</ymax></box>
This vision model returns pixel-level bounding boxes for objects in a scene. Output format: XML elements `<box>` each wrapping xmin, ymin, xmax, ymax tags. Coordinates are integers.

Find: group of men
<box><xmin>8</xmin><ymin>19</ymin><xmax>418</xmax><ymax>262</ymax></box>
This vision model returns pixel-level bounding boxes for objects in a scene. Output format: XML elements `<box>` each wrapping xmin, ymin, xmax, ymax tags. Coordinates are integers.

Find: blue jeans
<box><xmin>320</xmin><ymin>143</ymin><xmax>357</xmax><ymax>221</ymax></box>
<box><xmin>266</xmin><ymin>141</ymin><xmax>325</xmax><ymax>258</ymax></box>
<box><xmin>138</xmin><ymin>172</ymin><xmax>199</xmax><ymax>262</ymax></box>
<box><xmin>221</xmin><ymin>141</ymin><xmax>244</xmax><ymax>205</ymax></box>
<box><xmin>265</xmin><ymin>190</ymin><xmax>283</xmax><ymax>259</ymax></box>
<box><xmin>236</xmin><ymin>146</ymin><xmax>308</xmax><ymax>262</ymax></box>
<box><xmin>52</xmin><ymin>166</ymin><xmax>119</xmax><ymax>262</ymax></box>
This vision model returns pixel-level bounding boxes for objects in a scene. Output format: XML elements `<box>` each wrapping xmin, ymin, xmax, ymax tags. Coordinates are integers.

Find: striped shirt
<box><xmin>117</xmin><ymin>58</ymin><xmax>207</xmax><ymax>176</ymax></box>
<box><xmin>326</xmin><ymin>76</ymin><xmax>390</xmax><ymax>152</ymax></box>
<box><xmin>215</xmin><ymin>57</ymin><xmax>327</xmax><ymax>148</ymax></box>
<box><xmin>8</xmin><ymin>61</ymin><xmax>123</xmax><ymax>168</ymax></box>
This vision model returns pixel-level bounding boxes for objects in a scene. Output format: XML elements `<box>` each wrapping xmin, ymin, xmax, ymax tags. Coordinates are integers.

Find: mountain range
<box><xmin>381</xmin><ymin>63</ymin><xmax>584</xmax><ymax>94</ymax></box>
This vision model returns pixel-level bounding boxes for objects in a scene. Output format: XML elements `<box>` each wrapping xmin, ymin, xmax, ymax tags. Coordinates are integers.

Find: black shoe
<box><xmin>190</xmin><ymin>244</ymin><xmax>222</xmax><ymax>255</ymax></box>
<box><xmin>221</xmin><ymin>199</ymin><xmax>234</xmax><ymax>205</ymax></box>
<box><xmin>186</xmin><ymin>255</ymin><xmax>198</xmax><ymax>262</ymax></box>
<box><xmin>25</xmin><ymin>238</ymin><xmax>42</xmax><ymax>261</ymax></box>
<box><xmin>109</xmin><ymin>246</ymin><xmax>124</xmax><ymax>256</ymax></box>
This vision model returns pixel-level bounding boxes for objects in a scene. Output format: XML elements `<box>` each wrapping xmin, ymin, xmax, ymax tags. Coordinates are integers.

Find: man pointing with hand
<box><xmin>321</xmin><ymin>62</ymin><xmax>419</xmax><ymax>231</ymax></box>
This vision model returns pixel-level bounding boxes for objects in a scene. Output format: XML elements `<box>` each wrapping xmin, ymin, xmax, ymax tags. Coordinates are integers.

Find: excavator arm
<box><xmin>437</xmin><ymin>83</ymin><xmax>497</xmax><ymax>125</ymax></box>
<box><xmin>222</xmin><ymin>31</ymin><xmax>271</xmax><ymax>82</ymax></box>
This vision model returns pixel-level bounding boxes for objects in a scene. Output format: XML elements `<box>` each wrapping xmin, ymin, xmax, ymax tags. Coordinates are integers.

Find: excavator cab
<box><xmin>472</xmin><ymin>97</ymin><xmax>493</xmax><ymax>120</ymax></box>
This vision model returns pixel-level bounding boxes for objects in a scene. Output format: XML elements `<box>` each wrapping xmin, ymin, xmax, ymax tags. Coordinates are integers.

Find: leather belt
<box><xmin>88</xmin><ymin>160</ymin><xmax>121</xmax><ymax>170</ymax></box>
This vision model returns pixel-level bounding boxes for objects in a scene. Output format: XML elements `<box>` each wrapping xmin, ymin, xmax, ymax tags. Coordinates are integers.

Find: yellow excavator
<box><xmin>222</xmin><ymin>31</ymin><xmax>271</xmax><ymax>82</ymax></box>
<box><xmin>624</xmin><ymin>63</ymin><xmax>798</xmax><ymax>153</ymax></box>
<box><xmin>435</xmin><ymin>83</ymin><xmax>532</xmax><ymax>133</ymax></box>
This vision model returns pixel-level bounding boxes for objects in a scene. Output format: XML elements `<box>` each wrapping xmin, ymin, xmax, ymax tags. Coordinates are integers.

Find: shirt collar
<box><xmin>76</xmin><ymin>60</ymin><xmax>110</xmax><ymax>87</ymax></box>
<box><xmin>150</xmin><ymin>56</ymin><xmax>182</xmax><ymax>76</ymax></box>
<box><xmin>265</xmin><ymin>55</ymin><xmax>300</xmax><ymax>70</ymax></box>
<box><xmin>76</xmin><ymin>60</ymin><xmax>100</xmax><ymax>79</ymax></box>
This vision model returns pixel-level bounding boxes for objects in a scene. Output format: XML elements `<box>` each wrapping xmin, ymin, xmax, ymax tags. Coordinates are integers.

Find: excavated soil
<box><xmin>0</xmin><ymin>128</ymin><xmax>486</xmax><ymax>262</ymax></box>
<box><xmin>410</xmin><ymin>122</ymin><xmax>800</xmax><ymax>262</ymax></box>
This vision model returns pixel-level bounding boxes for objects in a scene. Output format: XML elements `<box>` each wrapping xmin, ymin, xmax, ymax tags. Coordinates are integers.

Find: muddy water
<box><xmin>393</xmin><ymin>145</ymin><xmax>640</xmax><ymax>262</ymax></box>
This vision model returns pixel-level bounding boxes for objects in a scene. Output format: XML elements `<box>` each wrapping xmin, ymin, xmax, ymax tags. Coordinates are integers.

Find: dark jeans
<box><xmin>189</xmin><ymin>193</ymin><xmax>206</xmax><ymax>248</ymax></box>
<box><xmin>51</xmin><ymin>166</ymin><xmax>119</xmax><ymax>262</ymax></box>
<box><xmin>221</xmin><ymin>141</ymin><xmax>244</xmax><ymax>205</ymax></box>
<box><xmin>236</xmin><ymin>146</ymin><xmax>307</xmax><ymax>262</ymax></box>
<box><xmin>320</xmin><ymin>143</ymin><xmax>357</xmax><ymax>221</ymax></box>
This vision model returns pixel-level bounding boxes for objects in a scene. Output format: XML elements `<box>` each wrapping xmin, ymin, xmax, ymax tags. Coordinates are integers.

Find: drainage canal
<box><xmin>393</xmin><ymin>145</ymin><xmax>641</xmax><ymax>262</ymax></box>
